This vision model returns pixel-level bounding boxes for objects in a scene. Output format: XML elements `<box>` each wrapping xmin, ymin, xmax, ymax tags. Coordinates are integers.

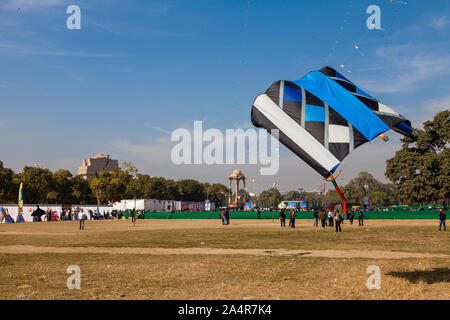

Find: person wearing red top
<box><xmin>221</xmin><ymin>210</ymin><xmax>226</xmax><ymax>225</ymax></box>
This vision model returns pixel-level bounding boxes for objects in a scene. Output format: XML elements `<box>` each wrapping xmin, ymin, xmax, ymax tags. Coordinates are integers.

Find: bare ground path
<box><xmin>1</xmin><ymin>244</ymin><xmax>448</xmax><ymax>259</ymax></box>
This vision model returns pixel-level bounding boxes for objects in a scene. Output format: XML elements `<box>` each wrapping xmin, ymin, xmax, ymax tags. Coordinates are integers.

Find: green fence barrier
<box><xmin>120</xmin><ymin>210</ymin><xmax>444</xmax><ymax>220</ymax></box>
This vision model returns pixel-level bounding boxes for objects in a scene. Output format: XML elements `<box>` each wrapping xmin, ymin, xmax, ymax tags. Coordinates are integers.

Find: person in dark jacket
<box><xmin>319</xmin><ymin>209</ymin><xmax>327</xmax><ymax>229</ymax></box>
<box><xmin>225</xmin><ymin>209</ymin><xmax>230</xmax><ymax>225</ymax></box>
<box><xmin>358</xmin><ymin>209</ymin><xmax>364</xmax><ymax>226</ymax></box>
<box><xmin>439</xmin><ymin>207</ymin><xmax>447</xmax><ymax>231</ymax></box>
<box><xmin>280</xmin><ymin>209</ymin><xmax>286</xmax><ymax>227</ymax></box>
<box><xmin>349</xmin><ymin>210</ymin><xmax>355</xmax><ymax>225</ymax></box>
<box><xmin>289</xmin><ymin>209</ymin><xmax>296</xmax><ymax>228</ymax></box>
<box><xmin>313</xmin><ymin>210</ymin><xmax>319</xmax><ymax>227</ymax></box>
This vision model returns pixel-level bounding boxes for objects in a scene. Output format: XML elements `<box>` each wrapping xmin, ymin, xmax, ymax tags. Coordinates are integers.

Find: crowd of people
<box><xmin>0</xmin><ymin>206</ymin><xmax>128</xmax><ymax>223</ymax></box>
<box><xmin>1</xmin><ymin>205</ymin><xmax>447</xmax><ymax>232</ymax></box>
<box><xmin>36</xmin><ymin>207</ymin><xmax>118</xmax><ymax>222</ymax></box>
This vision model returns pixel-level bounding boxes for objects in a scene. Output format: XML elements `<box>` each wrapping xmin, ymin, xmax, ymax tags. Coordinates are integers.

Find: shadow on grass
<box><xmin>386</xmin><ymin>268</ymin><xmax>450</xmax><ymax>284</ymax></box>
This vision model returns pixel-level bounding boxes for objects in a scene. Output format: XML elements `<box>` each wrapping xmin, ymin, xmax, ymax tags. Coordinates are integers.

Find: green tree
<box><xmin>302</xmin><ymin>192</ymin><xmax>325</xmax><ymax>207</ymax></box>
<box><xmin>89</xmin><ymin>169</ymin><xmax>130</xmax><ymax>204</ymax></box>
<box><xmin>385</xmin><ymin>110</ymin><xmax>449</xmax><ymax>205</ymax></box>
<box><xmin>204</xmin><ymin>183</ymin><xmax>229</xmax><ymax>207</ymax></box>
<box><xmin>282</xmin><ymin>190</ymin><xmax>301</xmax><ymax>201</ymax></box>
<box><xmin>52</xmin><ymin>170</ymin><xmax>74</xmax><ymax>204</ymax></box>
<box><xmin>257</xmin><ymin>188</ymin><xmax>281</xmax><ymax>208</ymax></box>
<box><xmin>177</xmin><ymin>179</ymin><xmax>206</xmax><ymax>201</ymax></box>
<box><xmin>342</xmin><ymin>172</ymin><xmax>384</xmax><ymax>205</ymax></box>
<box><xmin>71</xmin><ymin>175</ymin><xmax>95</xmax><ymax>204</ymax></box>
<box><xmin>13</xmin><ymin>166</ymin><xmax>54</xmax><ymax>203</ymax></box>
<box><xmin>141</xmin><ymin>177</ymin><xmax>169</xmax><ymax>199</ymax></box>
<box><xmin>0</xmin><ymin>161</ymin><xmax>17</xmax><ymax>203</ymax></box>
<box><xmin>164</xmin><ymin>179</ymin><xmax>181</xmax><ymax>200</ymax></box>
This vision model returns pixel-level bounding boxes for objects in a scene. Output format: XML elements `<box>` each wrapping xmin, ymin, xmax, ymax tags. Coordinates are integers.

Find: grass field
<box><xmin>0</xmin><ymin>219</ymin><xmax>448</xmax><ymax>300</ymax></box>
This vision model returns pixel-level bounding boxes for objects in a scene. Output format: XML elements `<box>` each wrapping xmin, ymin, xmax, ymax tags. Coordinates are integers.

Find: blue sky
<box><xmin>1</xmin><ymin>0</ymin><xmax>449</xmax><ymax>194</ymax></box>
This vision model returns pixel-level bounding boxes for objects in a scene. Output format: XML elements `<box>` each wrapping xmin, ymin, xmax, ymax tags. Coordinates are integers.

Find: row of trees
<box><xmin>0</xmin><ymin>164</ymin><xmax>95</xmax><ymax>204</ymax></box>
<box><xmin>254</xmin><ymin>172</ymin><xmax>398</xmax><ymax>208</ymax></box>
<box><xmin>0</xmin><ymin>161</ymin><xmax>230</xmax><ymax>206</ymax></box>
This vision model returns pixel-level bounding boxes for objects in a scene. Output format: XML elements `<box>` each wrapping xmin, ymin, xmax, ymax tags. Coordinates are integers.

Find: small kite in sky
<box><xmin>379</xmin><ymin>134</ymin><xmax>390</xmax><ymax>142</ymax></box>
<box><xmin>339</xmin><ymin>64</ymin><xmax>352</xmax><ymax>73</ymax></box>
<box><xmin>250</xmin><ymin>178</ymin><xmax>255</xmax><ymax>182</ymax></box>
<box><xmin>354</xmin><ymin>44</ymin><xmax>364</xmax><ymax>56</ymax></box>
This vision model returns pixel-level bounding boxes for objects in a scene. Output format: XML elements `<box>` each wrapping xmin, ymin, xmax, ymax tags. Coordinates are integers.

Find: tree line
<box><xmin>254</xmin><ymin>171</ymin><xmax>398</xmax><ymax>208</ymax></box>
<box><xmin>0</xmin><ymin>162</ymin><xmax>229</xmax><ymax>206</ymax></box>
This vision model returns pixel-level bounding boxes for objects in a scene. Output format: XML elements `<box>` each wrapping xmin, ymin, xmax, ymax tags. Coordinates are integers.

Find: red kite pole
<box><xmin>324</xmin><ymin>171</ymin><xmax>347</xmax><ymax>215</ymax></box>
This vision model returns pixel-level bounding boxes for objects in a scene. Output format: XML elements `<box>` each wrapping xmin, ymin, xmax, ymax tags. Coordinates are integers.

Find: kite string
<box><xmin>325</xmin><ymin>2</ymin><xmax>352</xmax><ymax>66</ymax></box>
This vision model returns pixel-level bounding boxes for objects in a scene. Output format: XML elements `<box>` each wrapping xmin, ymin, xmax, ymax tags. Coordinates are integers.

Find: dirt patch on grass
<box><xmin>1</xmin><ymin>245</ymin><xmax>448</xmax><ymax>260</ymax></box>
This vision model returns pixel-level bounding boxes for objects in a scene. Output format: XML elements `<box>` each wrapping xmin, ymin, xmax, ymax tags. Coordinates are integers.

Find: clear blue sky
<box><xmin>1</xmin><ymin>0</ymin><xmax>449</xmax><ymax>193</ymax></box>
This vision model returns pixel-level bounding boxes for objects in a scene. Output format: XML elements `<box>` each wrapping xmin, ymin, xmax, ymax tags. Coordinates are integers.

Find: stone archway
<box><xmin>228</xmin><ymin>169</ymin><xmax>246</xmax><ymax>207</ymax></box>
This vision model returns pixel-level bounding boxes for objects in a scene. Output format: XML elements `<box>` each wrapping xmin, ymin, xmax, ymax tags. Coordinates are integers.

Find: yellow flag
<box><xmin>18</xmin><ymin>183</ymin><xmax>23</xmax><ymax>209</ymax></box>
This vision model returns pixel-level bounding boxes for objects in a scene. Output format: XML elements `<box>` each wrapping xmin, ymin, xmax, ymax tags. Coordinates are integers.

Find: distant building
<box><xmin>77</xmin><ymin>154</ymin><xmax>119</xmax><ymax>180</ymax></box>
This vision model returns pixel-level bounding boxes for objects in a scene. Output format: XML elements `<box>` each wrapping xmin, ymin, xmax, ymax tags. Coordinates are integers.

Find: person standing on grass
<box><xmin>313</xmin><ymin>210</ymin><xmax>319</xmax><ymax>227</ymax></box>
<box><xmin>319</xmin><ymin>209</ymin><xmax>327</xmax><ymax>229</ymax></box>
<box><xmin>221</xmin><ymin>209</ymin><xmax>226</xmax><ymax>225</ymax></box>
<box><xmin>438</xmin><ymin>207</ymin><xmax>447</xmax><ymax>231</ymax></box>
<box><xmin>131</xmin><ymin>209</ymin><xmax>136</xmax><ymax>224</ymax></box>
<box><xmin>280</xmin><ymin>209</ymin><xmax>286</xmax><ymax>227</ymax></box>
<box><xmin>349</xmin><ymin>210</ymin><xmax>354</xmax><ymax>225</ymax></box>
<box><xmin>257</xmin><ymin>208</ymin><xmax>261</xmax><ymax>220</ymax></box>
<box><xmin>289</xmin><ymin>209</ymin><xmax>296</xmax><ymax>229</ymax></box>
<box><xmin>225</xmin><ymin>209</ymin><xmax>230</xmax><ymax>225</ymax></box>
<box><xmin>334</xmin><ymin>207</ymin><xmax>342</xmax><ymax>232</ymax></box>
<box><xmin>358</xmin><ymin>209</ymin><xmax>364</xmax><ymax>226</ymax></box>
<box><xmin>327</xmin><ymin>210</ymin><xmax>332</xmax><ymax>227</ymax></box>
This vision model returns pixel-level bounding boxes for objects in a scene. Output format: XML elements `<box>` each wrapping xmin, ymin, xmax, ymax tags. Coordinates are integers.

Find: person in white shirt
<box><xmin>328</xmin><ymin>210</ymin><xmax>334</xmax><ymax>227</ymax></box>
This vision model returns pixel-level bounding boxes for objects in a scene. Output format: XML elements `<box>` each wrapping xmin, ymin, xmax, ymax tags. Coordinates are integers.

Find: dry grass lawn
<box><xmin>0</xmin><ymin>219</ymin><xmax>448</xmax><ymax>300</ymax></box>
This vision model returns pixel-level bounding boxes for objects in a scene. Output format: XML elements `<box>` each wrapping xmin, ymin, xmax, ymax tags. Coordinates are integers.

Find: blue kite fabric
<box><xmin>251</xmin><ymin>66</ymin><xmax>413</xmax><ymax>178</ymax></box>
